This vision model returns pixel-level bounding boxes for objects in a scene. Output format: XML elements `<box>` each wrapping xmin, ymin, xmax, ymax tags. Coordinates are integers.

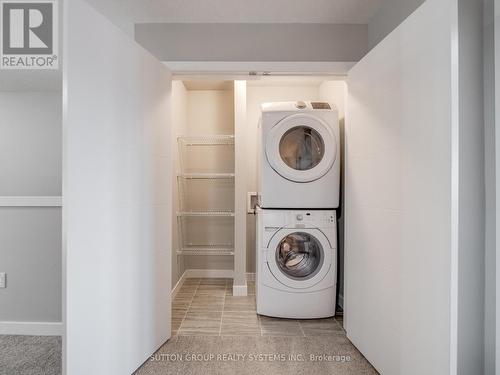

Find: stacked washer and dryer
<box><xmin>256</xmin><ymin>101</ymin><xmax>340</xmax><ymax>319</ymax></box>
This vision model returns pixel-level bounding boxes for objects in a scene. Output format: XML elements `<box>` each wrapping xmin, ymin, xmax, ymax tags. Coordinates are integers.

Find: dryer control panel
<box><xmin>311</xmin><ymin>102</ymin><xmax>331</xmax><ymax>110</ymax></box>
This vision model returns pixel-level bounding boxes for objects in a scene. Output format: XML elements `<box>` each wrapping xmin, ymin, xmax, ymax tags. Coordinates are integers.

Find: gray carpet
<box><xmin>0</xmin><ymin>335</ymin><xmax>61</xmax><ymax>375</ymax></box>
<box><xmin>134</xmin><ymin>335</ymin><xmax>378</xmax><ymax>375</ymax></box>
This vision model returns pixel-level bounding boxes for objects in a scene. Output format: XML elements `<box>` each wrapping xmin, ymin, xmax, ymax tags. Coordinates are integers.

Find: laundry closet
<box><xmin>64</xmin><ymin>0</ymin><xmax>483</xmax><ymax>374</ymax></box>
<box><xmin>170</xmin><ymin>77</ymin><xmax>347</xmax><ymax>305</ymax></box>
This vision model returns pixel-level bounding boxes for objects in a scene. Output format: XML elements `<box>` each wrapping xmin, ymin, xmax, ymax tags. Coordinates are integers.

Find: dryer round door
<box><xmin>266</xmin><ymin>114</ymin><xmax>336</xmax><ymax>183</ymax></box>
<box><xmin>267</xmin><ymin>228</ymin><xmax>332</xmax><ymax>289</ymax></box>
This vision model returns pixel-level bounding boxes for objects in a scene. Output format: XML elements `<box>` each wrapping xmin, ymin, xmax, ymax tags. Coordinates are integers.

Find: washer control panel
<box><xmin>287</xmin><ymin>210</ymin><xmax>335</xmax><ymax>225</ymax></box>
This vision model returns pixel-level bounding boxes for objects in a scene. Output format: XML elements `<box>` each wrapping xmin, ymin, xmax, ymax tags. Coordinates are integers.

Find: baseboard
<box><xmin>171</xmin><ymin>271</ymin><xmax>188</xmax><ymax>299</ymax></box>
<box><xmin>184</xmin><ymin>269</ymin><xmax>234</xmax><ymax>278</ymax></box>
<box><xmin>0</xmin><ymin>321</ymin><xmax>63</xmax><ymax>336</ymax></box>
<box><xmin>232</xmin><ymin>284</ymin><xmax>248</xmax><ymax>296</ymax></box>
<box><xmin>171</xmin><ymin>269</ymin><xmax>248</xmax><ymax>297</ymax></box>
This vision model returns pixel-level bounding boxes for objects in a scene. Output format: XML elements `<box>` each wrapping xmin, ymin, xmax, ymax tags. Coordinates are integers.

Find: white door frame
<box><xmin>164</xmin><ymin>61</ymin><xmax>355</xmax><ymax>77</ymax></box>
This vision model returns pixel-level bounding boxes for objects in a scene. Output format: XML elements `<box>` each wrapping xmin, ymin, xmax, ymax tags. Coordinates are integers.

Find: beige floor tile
<box><xmin>335</xmin><ymin>315</ymin><xmax>344</xmax><ymax>326</ymax></box>
<box><xmin>171</xmin><ymin>288</ymin><xmax>344</xmax><ymax>339</ymax></box>
<box><xmin>189</xmin><ymin>294</ymin><xmax>225</xmax><ymax>311</ymax></box>
<box><xmin>181</xmin><ymin>310</ymin><xmax>222</xmax><ymax>323</ymax></box>
<box><xmin>299</xmin><ymin>318</ymin><xmax>344</xmax><ymax>336</ymax></box>
<box><xmin>172</xmin><ymin>319</ymin><xmax>183</xmax><ymax>331</ymax></box>
<box><xmin>259</xmin><ymin>316</ymin><xmax>303</xmax><ymax>336</ymax></box>
<box><xmin>224</xmin><ymin>295</ymin><xmax>256</xmax><ymax>312</ymax></box>
<box><xmin>177</xmin><ymin>311</ymin><xmax>222</xmax><ymax>336</ymax></box>
<box><xmin>178</xmin><ymin>285</ymin><xmax>198</xmax><ymax>294</ymax></box>
<box><xmin>172</xmin><ymin>299</ymin><xmax>192</xmax><ymax>307</ymax></box>
<box><xmin>194</xmin><ymin>291</ymin><xmax>226</xmax><ymax>299</ymax></box>
<box><xmin>182</xmin><ymin>278</ymin><xmax>201</xmax><ymax>285</ymax></box>
<box><xmin>173</xmin><ymin>292</ymin><xmax>195</xmax><ymax>302</ymax></box>
<box><xmin>172</xmin><ymin>301</ymin><xmax>191</xmax><ymax>310</ymax></box>
<box><xmin>191</xmin><ymin>293</ymin><xmax>225</xmax><ymax>302</ymax></box>
<box><xmin>246</xmin><ymin>284</ymin><xmax>256</xmax><ymax>295</ymax></box>
<box><xmin>172</xmin><ymin>308</ymin><xmax>188</xmax><ymax>320</ymax></box>
<box><xmin>196</xmin><ymin>284</ymin><xmax>227</xmax><ymax>293</ymax></box>
<box><xmin>221</xmin><ymin>311</ymin><xmax>260</xmax><ymax>336</ymax></box>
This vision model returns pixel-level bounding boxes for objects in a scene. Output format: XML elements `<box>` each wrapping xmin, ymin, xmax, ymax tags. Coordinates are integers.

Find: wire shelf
<box><xmin>177</xmin><ymin>135</ymin><xmax>235</xmax><ymax>174</ymax></box>
<box><xmin>177</xmin><ymin>211</ymin><xmax>235</xmax><ymax>217</ymax></box>
<box><xmin>178</xmin><ymin>135</ymin><xmax>235</xmax><ymax>146</ymax></box>
<box><xmin>177</xmin><ymin>174</ymin><xmax>234</xmax><ymax>212</ymax></box>
<box><xmin>176</xmin><ymin>134</ymin><xmax>235</xmax><ymax>259</ymax></box>
<box><xmin>177</xmin><ymin>247</ymin><xmax>235</xmax><ymax>256</ymax></box>
<box><xmin>178</xmin><ymin>173</ymin><xmax>235</xmax><ymax>179</ymax></box>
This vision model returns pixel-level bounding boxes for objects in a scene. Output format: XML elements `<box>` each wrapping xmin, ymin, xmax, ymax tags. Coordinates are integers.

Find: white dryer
<box><xmin>258</xmin><ymin>101</ymin><xmax>340</xmax><ymax>209</ymax></box>
<box><xmin>256</xmin><ymin>207</ymin><xmax>337</xmax><ymax>319</ymax></box>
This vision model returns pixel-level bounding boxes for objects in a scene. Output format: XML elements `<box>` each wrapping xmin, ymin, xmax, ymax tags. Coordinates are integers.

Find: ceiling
<box><xmin>0</xmin><ymin>0</ymin><xmax>382</xmax><ymax>91</ymax></box>
<box><xmin>86</xmin><ymin>0</ymin><xmax>382</xmax><ymax>34</ymax></box>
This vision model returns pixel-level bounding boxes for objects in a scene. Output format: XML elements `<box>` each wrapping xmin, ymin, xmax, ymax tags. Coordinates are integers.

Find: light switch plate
<box><xmin>247</xmin><ymin>192</ymin><xmax>258</xmax><ymax>214</ymax></box>
<box><xmin>0</xmin><ymin>273</ymin><xmax>6</xmax><ymax>288</ymax></box>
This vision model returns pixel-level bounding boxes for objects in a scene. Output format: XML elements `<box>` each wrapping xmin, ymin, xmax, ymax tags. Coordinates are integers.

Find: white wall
<box><xmin>64</xmin><ymin>0</ymin><xmax>171</xmax><ymax>374</ymax></box>
<box><xmin>495</xmin><ymin>0</ymin><xmax>500</xmax><ymax>372</ymax></box>
<box><xmin>234</xmin><ymin>80</ymin><xmax>247</xmax><ymax>292</ymax></box>
<box><xmin>348</xmin><ymin>0</ymin><xmax>486</xmax><ymax>373</ymax></box>
<box><xmin>345</xmin><ymin>0</ymin><xmax>454</xmax><ymax>373</ymax></box>
<box><xmin>0</xmin><ymin>91</ymin><xmax>62</xmax><ymax>330</ymax></box>
<box><xmin>135</xmin><ymin>23</ymin><xmax>368</xmax><ymax>63</ymax></box>
<box><xmin>319</xmin><ymin>81</ymin><xmax>347</xmax><ymax>308</ymax></box>
<box><xmin>457</xmin><ymin>0</ymin><xmax>485</xmax><ymax>373</ymax></box>
<box><xmin>186</xmin><ymin>90</ymin><xmax>234</xmax><ymax>135</ymax></box>
<box><xmin>484</xmin><ymin>1</ymin><xmax>496</xmax><ymax>374</ymax></box>
<box><xmin>0</xmin><ymin>92</ymin><xmax>62</xmax><ymax>196</ymax></box>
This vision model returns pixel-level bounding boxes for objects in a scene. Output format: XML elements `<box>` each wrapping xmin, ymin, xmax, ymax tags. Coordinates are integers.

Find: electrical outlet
<box><xmin>0</xmin><ymin>273</ymin><xmax>6</xmax><ymax>288</ymax></box>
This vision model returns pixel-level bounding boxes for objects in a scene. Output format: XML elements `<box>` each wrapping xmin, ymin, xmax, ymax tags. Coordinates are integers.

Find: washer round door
<box><xmin>266</xmin><ymin>114</ymin><xmax>336</xmax><ymax>183</ymax></box>
<box><xmin>267</xmin><ymin>228</ymin><xmax>332</xmax><ymax>289</ymax></box>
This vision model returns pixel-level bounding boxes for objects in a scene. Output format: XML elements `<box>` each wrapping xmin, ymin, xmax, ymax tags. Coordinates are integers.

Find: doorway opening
<box><xmin>169</xmin><ymin>75</ymin><xmax>347</xmax><ymax>337</ymax></box>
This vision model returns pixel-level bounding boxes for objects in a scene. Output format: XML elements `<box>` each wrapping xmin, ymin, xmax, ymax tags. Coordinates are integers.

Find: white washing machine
<box><xmin>258</xmin><ymin>101</ymin><xmax>340</xmax><ymax>209</ymax></box>
<box><xmin>256</xmin><ymin>207</ymin><xmax>337</xmax><ymax>319</ymax></box>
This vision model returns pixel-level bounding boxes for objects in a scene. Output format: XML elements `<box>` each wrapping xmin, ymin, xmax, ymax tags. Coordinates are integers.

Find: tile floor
<box><xmin>172</xmin><ymin>278</ymin><xmax>345</xmax><ymax>337</ymax></box>
<box><xmin>134</xmin><ymin>278</ymin><xmax>378</xmax><ymax>374</ymax></box>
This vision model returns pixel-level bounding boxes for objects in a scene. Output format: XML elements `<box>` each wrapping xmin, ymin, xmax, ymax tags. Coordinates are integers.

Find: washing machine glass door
<box><xmin>267</xmin><ymin>228</ymin><xmax>333</xmax><ymax>289</ymax></box>
<box><xmin>266</xmin><ymin>114</ymin><xmax>336</xmax><ymax>183</ymax></box>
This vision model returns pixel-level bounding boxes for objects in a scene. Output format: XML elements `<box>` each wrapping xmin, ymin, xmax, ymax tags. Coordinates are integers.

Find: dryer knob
<box><xmin>296</xmin><ymin>214</ymin><xmax>304</xmax><ymax>221</ymax></box>
<box><xmin>295</xmin><ymin>101</ymin><xmax>307</xmax><ymax>109</ymax></box>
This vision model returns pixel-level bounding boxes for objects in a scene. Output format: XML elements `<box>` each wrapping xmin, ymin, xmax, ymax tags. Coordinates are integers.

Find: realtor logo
<box><xmin>1</xmin><ymin>0</ymin><xmax>58</xmax><ymax>69</ymax></box>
